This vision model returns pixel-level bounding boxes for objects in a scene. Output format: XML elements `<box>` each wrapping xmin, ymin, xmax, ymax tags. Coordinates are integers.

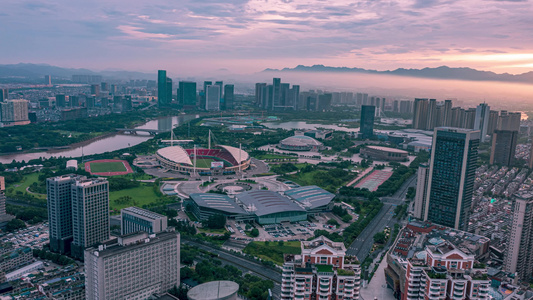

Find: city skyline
<box><xmin>1</xmin><ymin>0</ymin><xmax>533</xmax><ymax>75</ymax></box>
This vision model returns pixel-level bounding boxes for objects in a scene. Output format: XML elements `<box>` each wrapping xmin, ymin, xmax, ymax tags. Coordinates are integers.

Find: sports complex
<box><xmin>187</xmin><ymin>186</ymin><xmax>335</xmax><ymax>225</ymax></box>
<box><xmin>156</xmin><ymin>145</ymin><xmax>251</xmax><ymax>175</ymax></box>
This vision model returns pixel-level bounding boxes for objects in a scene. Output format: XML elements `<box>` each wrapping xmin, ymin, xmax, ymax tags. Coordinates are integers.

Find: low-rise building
<box><xmin>360</xmin><ymin>145</ymin><xmax>409</xmax><ymax>162</ymax></box>
<box><xmin>121</xmin><ymin>206</ymin><xmax>168</xmax><ymax>235</ymax></box>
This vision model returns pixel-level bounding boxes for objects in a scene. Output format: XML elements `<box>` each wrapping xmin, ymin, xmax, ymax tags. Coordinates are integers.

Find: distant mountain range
<box><xmin>264</xmin><ymin>65</ymin><xmax>533</xmax><ymax>84</ymax></box>
<box><xmin>0</xmin><ymin>63</ymin><xmax>154</xmax><ymax>80</ymax></box>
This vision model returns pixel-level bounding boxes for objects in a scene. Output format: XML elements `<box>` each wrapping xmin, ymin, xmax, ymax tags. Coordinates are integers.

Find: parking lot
<box><xmin>1</xmin><ymin>223</ymin><xmax>50</xmax><ymax>249</ymax></box>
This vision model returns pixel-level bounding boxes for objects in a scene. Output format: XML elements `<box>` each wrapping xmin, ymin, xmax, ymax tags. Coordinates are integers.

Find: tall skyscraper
<box><xmin>474</xmin><ymin>103</ymin><xmax>490</xmax><ymax>142</ymax></box>
<box><xmin>504</xmin><ymin>192</ymin><xmax>533</xmax><ymax>280</ymax></box>
<box><xmin>0</xmin><ymin>88</ymin><xmax>8</xmax><ymax>102</ymax></box>
<box><xmin>223</xmin><ymin>84</ymin><xmax>234</xmax><ymax>110</ymax></box>
<box><xmin>281</xmin><ymin>236</ymin><xmax>360</xmax><ymax>300</ymax></box>
<box><xmin>121</xmin><ymin>207</ymin><xmax>167</xmax><ymax>235</ymax></box>
<box><xmin>205</xmin><ymin>85</ymin><xmax>221</xmax><ymax>111</ymax></box>
<box><xmin>424</xmin><ymin>128</ymin><xmax>480</xmax><ymax>231</ymax></box>
<box><xmin>158</xmin><ymin>70</ymin><xmax>171</xmax><ymax>107</ymax></box>
<box><xmin>71</xmin><ymin>178</ymin><xmax>110</xmax><ymax>259</ymax></box>
<box><xmin>178</xmin><ymin>81</ymin><xmax>197</xmax><ymax>107</ymax></box>
<box><xmin>215</xmin><ymin>81</ymin><xmax>223</xmax><ymax>102</ymax></box>
<box><xmin>44</xmin><ymin>75</ymin><xmax>51</xmax><ymax>85</ymax></box>
<box><xmin>201</xmin><ymin>81</ymin><xmax>212</xmax><ymax>109</ymax></box>
<box><xmin>490</xmin><ymin>130</ymin><xmax>518</xmax><ymax>166</ymax></box>
<box><xmin>70</xmin><ymin>96</ymin><xmax>80</xmax><ymax>107</ymax></box>
<box><xmin>85</xmin><ymin>229</ymin><xmax>180</xmax><ymax>300</ymax></box>
<box><xmin>487</xmin><ymin>110</ymin><xmax>499</xmax><ymax>135</ymax></box>
<box><xmin>255</xmin><ymin>83</ymin><xmax>266</xmax><ymax>107</ymax></box>
<box><xmin>0</xmin><ymin>176</ymin><xmax>14</xmax><ymax>229</ymax></box>
<box><xmin>413</xmin><ymin>163</ymin><xmax>430</xmax><ymax>220</ymax></box>
<box><xmin>443</xmin><ymin>99</ymin><xmax>452</xmax><ymax>126</ymax></box>
<box><xmin>47</xmin><ymin>175</ymin><xmax>79</xmax><ymax>254</ymax></box>
<box><xmin>359</xmin><ymin>105</ymin><xmax>375</xmax><ymax>139</ymax></box>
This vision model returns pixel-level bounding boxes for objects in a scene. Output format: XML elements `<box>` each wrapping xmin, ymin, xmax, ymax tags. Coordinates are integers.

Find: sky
<box><xmin>1</xmin><ymin>0</ymin><xmax>533</xmax><ymax>75</ymax></box>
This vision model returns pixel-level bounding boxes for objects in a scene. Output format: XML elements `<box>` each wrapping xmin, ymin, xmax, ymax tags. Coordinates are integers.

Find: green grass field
<box><xmin>90</xmin><ymin>161</ymin><xmax>127</xmax><ymax>173</ymax></box>
<box><xmin>243</xmin><ymin>241</ymin><xmax>301</xmax><ymax>265</ymax></box>
<box><xmin>194</xmin><ymin>158</ymin><xmax>215</xmax><ymax>168</ymax></box>
<box><xmin>10</xmin><ymin>173</ymin><xmax>46</xmax><ymax>199</ymax></box>
<box><xmin>109</xmin><ymin>183</ymin><xmax>163</xmax><ymax>211</ymax></box>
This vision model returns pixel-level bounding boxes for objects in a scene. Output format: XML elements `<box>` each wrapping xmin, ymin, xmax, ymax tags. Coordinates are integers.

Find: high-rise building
<box><xmin>1</xmin><ymin>176</ymin><xmax>14</xmax><ymax>229</ymax></box>
<box><xmin>85</xmin><ymin>229</ymin><xmax>180</xmax><ymax>300</ymax></box>
<box><xmin>90</xmin><ymin>84</ymin><xmax>101</xmax><ymax>97</ymax></box>
<box><xmin>70</xmin><ymin>96</ymin><xmax>80</xmax><ymax>107</ymax></box>
<box><xmin>178</xmin><ymin>81</ymin><xmax>197</xmax><ymax>107</ymax></box>
<box><xmin>413</xmin><ymin>163</ymin><xmax>430</xmax><ymax>220</ymax></box>
<box><xmin>215</xmin><ymin>81</ymin><xmax>223</xmax><ymax>100</ymax></box>
<box><xmin>223</xmin><ymin>84</ymin><xmax>234</xmax><ymax>110</ymax></box>
<box><xmin>47</xmin><ymin>175</ymin><xmax>81</xmax><ymax>254</ymax></box>
<box><xmin>504</xmin><ymin>192</ymin><xmax>533</xmax><ymax>280</ymax></box>
<box><xmin>359</xmin><ymin>105</ymin><xmax>375</xmax><ymax>139</ymax></box>
<box><xmin>272</xmin><ymin>78</ymin><xmax>281</xmax><ymax>110</ymax></box>
<box><xmin>86</xmin><ymin>96</ymin><xmax>95</xmax><ymax>108</ymax></box>
<box><xmin>55</xmin><ymin>94</ymin><xmax>67</xmax><ymax>108</ymax></box>
<box><xmin>487</xmin><ymin>110</ymin><xmax>499</xmax><ymax>135</ymax></box>
<box><xmin>0</xmin><ymin>99</ymin><xmax>30</xmax><ymax>126</ymax></box>
<box><xmin>474</xmin><ymin>103</ymin><xmax>490</xmax><ymax>142</ymax></box>
<box><xmin>205</xmin><ymin>85</ymin><xmax>221</xmax><ymax>111</ymax></box>
<box><xmin>399</xmin><ymin>100</ymin><xmax>412</xmax><ymax>114</ymax></box>
<box><xmin>121</xmin><ymin>207</ymin><xmax>167</xmax><ymax>235</ymax></box>
<box><xmin>443</xmin><ymin>99</ymin><xmax>452</xmax><ymax>126</ymax></box>
<box><xmin>426</xmin><ymin>99</ymin><xmax>437</xmax><ymax>130</ymax></box>
<box><xmin>529</xmin><ymin>139</ymin><xmax>533</xmax><ymax>169</ymax></box>
<box><xmin>290</xmin><ymin>85</ymin><xmax>300</xmax><ymax>110</ymax></box>
<box><xmin>424</xmin><ymin>128</ymin><xmax>480</xmax><ymax>231</ymax></box>
<box><xmin>71</xmin><ymin>178</ymin><xmax>110</xmax><ymax>259</ymax></box>
<box><xmin>44</xmin><ymin>75</ymin><xmax>51</xmax><ymax>85</ymax></box>
<box><xmin>463</xmin><ymin>108</ymin><xmax>476</xmax><ymax>129</ymax></box>
<box><xmin>317</xmin><ymin>94</ymin><xmax>332</xmax><ymax>111</ymax></box>
<box><xmin>412</xmin><ymin>98</ymin><xmax>429</xmax><ymax>130</ymax></box>
<box><xmin>281</xmin><ymin>236</ymin><xmax>360</xmax><ymax>300</ymax></box>
<box><xmin>158</xmin><ymin>70</ymin><xmax>171</xmax><ymax>107</ymax></box>
<box><xmin>255</xmin><ymin>83</ymin><xmax>266</xmax><ymax>107</ymax></box>
<box><xmin>0</xmin><ymin>88</ymin><xmax>8</xmax><ymax>102</ymax></box>
<box><xmin>490</xmin><ymin>130</ymin><xmax>518</xmax><ymax>166</ymax></box>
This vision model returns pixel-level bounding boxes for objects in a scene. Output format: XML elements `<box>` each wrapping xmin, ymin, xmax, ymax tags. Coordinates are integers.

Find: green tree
<box><xmin>250</xmin><ymin>228</ymin><xmax>259</xmax><ymax>237</ymax></box>
<box><xmin>205</xmin><ymin>214</ymin><xmax>226</xmax><ymax>229</ymax></box>
<box><xmin>6</xmin><ymin>219</ymin><xmax>26</xmax><ymax>231</ymax></box>
<box><xmin>373</xmin><ymin>232</ymin><xmax>387</xmax><ymax>244</ymax></box>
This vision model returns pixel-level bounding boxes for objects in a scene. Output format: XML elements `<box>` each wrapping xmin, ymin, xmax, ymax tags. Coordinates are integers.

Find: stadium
<box><xmin>278</xmin><ymin>135</ymin><xmax>325</xmax><ymax>151</ymax></box>
<box><xmin>156</xmin><ymin>145</ymin><xmax>251</xmax><ymax>175</ymax></box>
<box><xmin>187</xmin><ymin>187</ymin><xmax>335</xmax><ymax>225</ymax></box>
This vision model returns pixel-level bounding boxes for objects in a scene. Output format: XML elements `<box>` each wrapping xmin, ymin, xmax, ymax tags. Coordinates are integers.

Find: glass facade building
<box><xmin>360</xmin><ymin>105</ymin><xmax>375</xmax><ymax>139</ymax></box>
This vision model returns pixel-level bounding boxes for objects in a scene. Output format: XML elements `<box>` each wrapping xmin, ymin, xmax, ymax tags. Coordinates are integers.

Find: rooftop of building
<box><xmin>236</xmin><ymin>190</ymin><xmax>305</xmax><ymax>217</ymax></box>
<box><xmin>391</xmin><ymin>221</ymin><xmax>490</xmax><ymax>260</ymax></box>
<box><xmin>284</xmin><ymin>185</ymin><xmax>334</xmax><ymax>210</ymax></box>
<box><xmin>302</xmin><ymin>235</ymin><xmax>346</xmax><ymax>252</ymax></box>
<box><xmin>280</xmin><ymin>135</ymin><xmax>323</xmax><ymax>146</ymax></box>
<box><xmin>85</xmin><ymin>229</ymin><xmax>178</xmax><ymax>258</ymax></box>
<box><xmin>189</xmin><ymin>193</ymin><xmax>249</xmax><ymax>215</ymax></box>
<box><xmin>121</xmin><ymin>206</ymin><xmax>166</xmax><ymax>220</ymax></box>
<box><xmin>364</xmin><ymin>145</ymin><xmax>409</xmax><ymax>154</ymax></box>
<box><xmin>187</xmin><ymin>280</ymin><xmax>239</xmax><ymax>300</ymax></box>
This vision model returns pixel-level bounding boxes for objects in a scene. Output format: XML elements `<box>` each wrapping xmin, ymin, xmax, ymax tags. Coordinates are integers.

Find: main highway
<box><xmin>346</xmin><ymin>174</ymin><xmax>416</xmax><ymax>261</ymax></box>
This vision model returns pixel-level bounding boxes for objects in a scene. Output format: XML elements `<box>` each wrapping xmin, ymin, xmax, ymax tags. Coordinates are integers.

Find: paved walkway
<box><xmin>360</xmin><ymin>253</ymin><xmax>395</xmax><ymax>300</ymax></box>
<box><xmin>346</xmin><ymin>167</ymin><xmax>373</xmax><ymax>187</ymax></box>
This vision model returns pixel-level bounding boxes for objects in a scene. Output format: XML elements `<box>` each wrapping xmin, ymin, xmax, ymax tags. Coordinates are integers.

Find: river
<box><xmin>0</xmin><ymin>114</ymin><xmax>198</xmax><ymax>164</ymax></box>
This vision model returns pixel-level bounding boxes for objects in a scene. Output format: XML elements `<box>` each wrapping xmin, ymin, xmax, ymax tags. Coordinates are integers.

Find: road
<box><xmin>182</xmin><ymin>239</ymin><xmax>282</xmax><ymax>299</ymax></box>
<box><xmin>346</xmin><ymin>174</ymin><xmax>416</xmax><ymax>262</ymax></box>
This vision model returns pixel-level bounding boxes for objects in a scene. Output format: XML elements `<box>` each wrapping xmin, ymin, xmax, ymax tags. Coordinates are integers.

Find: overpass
<box><xmin>116</xmin><ymin>128</ymin><xmax>167</xmax><ymax>135</ymax></box>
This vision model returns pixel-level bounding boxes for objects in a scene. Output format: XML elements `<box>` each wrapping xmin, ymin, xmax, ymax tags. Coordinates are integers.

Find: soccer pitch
<box><xmin>90</xmin><ymin>161</ymin><xmax>127</xmax><ymax>173</ymax></box>
<box><xmin>194</xmin><ymin>158</ymin><xmax>215</xmax><ymax>168</ymax></box>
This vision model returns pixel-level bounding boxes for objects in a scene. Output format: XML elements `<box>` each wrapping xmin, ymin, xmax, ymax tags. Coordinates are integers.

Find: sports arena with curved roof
<box><xmin>278</xmin><ymin>135</ymin><xmax>325</xmax><ymax>151</ymax></box>
<box><xmin>236</xmin><ymin>190</ymin><xmax>307</xmax><ymax>224</ymax></box>
<box><xmin>156</xmin><ymin>145</ymin><xmax>250</xmax><ymax>175</ymax></box>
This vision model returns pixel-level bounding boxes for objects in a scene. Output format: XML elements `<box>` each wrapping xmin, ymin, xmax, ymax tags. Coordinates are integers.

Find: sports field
<box><xmin>194</xmin><ymin>158</ymin><xmax>215</xmax><ymax>168</ymax></box>
<box><xmin>85</xmin><ymin>159</ymin><xmax>133</xmax><ymax>176</ymax></box>
<box><xmin>90</xmin><ymin>161</ymin><xmax>127</xmax><ymax>173</ymax></box>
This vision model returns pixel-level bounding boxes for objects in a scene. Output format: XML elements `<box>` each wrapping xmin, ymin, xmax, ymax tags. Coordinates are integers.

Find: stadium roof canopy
<box><xmin>189</xmin><ymin>193</ymin><xmax>248</xmax><ymax>215</ymax></box>
<box><xmin>156</xmin><ymin>146</ymin><xmax>192</xmax><ymax>166</ymax></box>
<box><xmin>236</xmin><ymin>190</ymin><xmax>305</xmax><ymax>217</ymax></box>
<box><xmin>218</xmin><ymin>145</ymin><xmax>250</xmax><ymax>163</ymax></box>
<box><xmin>284</xmin><ymin>185</ymin><xmax>335</xmax><ymax>210</ymax></box>
<box><xmin>280</xmin><ymin>135</ymin><xmax>322</xmax><ymax>146</ymax></box>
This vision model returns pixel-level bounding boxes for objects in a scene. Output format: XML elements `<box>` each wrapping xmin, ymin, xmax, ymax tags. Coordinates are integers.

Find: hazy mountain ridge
<box><xmin>0</xmin><ymin>63</ymin><xmax>154</xmax><ymax>80</ymax></box>
<box><xmin>264</xmin><ymin>65</ymin><xmax>533</xmax><ymax>84</ymax></box>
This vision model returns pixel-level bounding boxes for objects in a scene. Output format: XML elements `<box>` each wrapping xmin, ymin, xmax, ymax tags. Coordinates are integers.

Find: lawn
<box><xmin>109</xmin><ymin>183</ymin><xmax>166</xmax><ymax>211</ymax></box>
<box><xmin>90</xmin><ymin>161</ymin><xmax>127</xmax><ymax>173</ymax></box>
<box><xmin>194</xmin><ymin>158</ymin><xmax>215</xmax><ymax>168</ymax></box>
<box><xmin>243</xmin><ymin>241</ymin><xmax>301</xmax><ymax>265</ymax></box>
<box><xmin>11</xmin><ymin>173</ymin><xmax>46</xmax><ymax>200</ymax></box>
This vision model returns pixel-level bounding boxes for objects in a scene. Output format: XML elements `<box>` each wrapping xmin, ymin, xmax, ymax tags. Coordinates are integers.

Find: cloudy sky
<box><xmin>2</xmin><ymin>0</ymin><xmax>533</xmax><ymax>75</ymax></box>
